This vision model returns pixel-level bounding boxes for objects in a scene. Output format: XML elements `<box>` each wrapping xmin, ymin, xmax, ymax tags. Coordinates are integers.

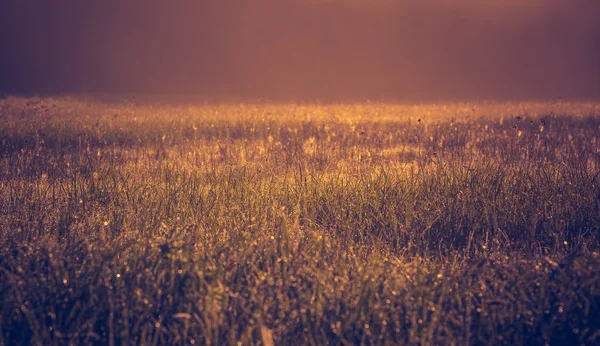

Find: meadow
<box><xmin>1</xmin><ymin>96</ymin><xmax>599</xmax><ymax>345</ymax></box>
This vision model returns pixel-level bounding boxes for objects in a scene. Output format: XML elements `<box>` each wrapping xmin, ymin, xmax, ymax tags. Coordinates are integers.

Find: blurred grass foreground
<box><xmin>1</xmin><ymin>97</ymin><xmax>600</xmax><ymax>345</ymax></box>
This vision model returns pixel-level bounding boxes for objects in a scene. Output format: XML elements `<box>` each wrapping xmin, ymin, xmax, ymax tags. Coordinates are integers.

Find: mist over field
<box><xmin>1</xmin><ymin>0</ymin><xmax>599</xmax><ymax>100</ymax></box>
<box><xmin>3</xmin><ymin>2</ymin><xmax>600</xmax><ymax>344</ymax></box>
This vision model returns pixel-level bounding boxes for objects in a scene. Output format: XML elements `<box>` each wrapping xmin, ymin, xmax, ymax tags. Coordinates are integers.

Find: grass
<box><xmin>1</xmin><ymin>96</ymin><xmax>600</xmax><ymax>345</ymax></box>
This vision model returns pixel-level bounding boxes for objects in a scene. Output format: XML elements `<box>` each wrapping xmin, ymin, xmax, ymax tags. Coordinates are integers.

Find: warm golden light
<box><xmin>0</xmin><ymin>2</ymin><xmax>599</xmax><ymax>342</ymax></box>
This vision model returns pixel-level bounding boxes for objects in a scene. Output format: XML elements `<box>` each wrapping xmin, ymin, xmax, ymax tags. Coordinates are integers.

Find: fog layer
<box><xmin>1</xmin><ymin>0</ymin><xmax>599</xmax><ymax>100</ymax></box>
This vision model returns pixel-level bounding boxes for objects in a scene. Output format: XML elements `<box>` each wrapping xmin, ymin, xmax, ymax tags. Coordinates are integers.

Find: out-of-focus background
<box><xmin>1</xmin><ymin>0</ymin><xmax>599</xmax><ymax>101</ymax></box>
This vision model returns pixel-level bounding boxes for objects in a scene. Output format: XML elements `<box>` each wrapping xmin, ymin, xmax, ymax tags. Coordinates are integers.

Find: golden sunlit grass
<box><xmin>1</xmin><ymin>96</ymin><xmax>600</xmax><ymax>345</ymax></box>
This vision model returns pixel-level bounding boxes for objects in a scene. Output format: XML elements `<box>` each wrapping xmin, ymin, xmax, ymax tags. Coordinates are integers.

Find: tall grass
<box><xmin>1</xmin><ymin>96</ymin><xmax>599</xmax><ymax>344</ymax></box>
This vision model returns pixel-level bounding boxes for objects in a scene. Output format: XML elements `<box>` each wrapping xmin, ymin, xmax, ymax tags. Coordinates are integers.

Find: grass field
<box><xmin>1</xmin><ymin>96</ymin><xmax>600</xmax><ymax>345</ymax></box>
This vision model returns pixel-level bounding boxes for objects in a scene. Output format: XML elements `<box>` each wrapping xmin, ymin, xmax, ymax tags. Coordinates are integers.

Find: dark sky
<box><xmin>1</xmin><ymin>0</ymin><xmax>599</xmax><ymax>101</ymax></box>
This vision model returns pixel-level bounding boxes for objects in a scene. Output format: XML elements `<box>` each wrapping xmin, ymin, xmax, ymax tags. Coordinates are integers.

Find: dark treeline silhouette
<box><xmin>1</xmin><ymin>0</ymin><xmax>599</xmax><ymax>101</ymax></box>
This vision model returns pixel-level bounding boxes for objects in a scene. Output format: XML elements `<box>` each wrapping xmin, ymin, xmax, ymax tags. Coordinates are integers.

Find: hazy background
<box><xmin>1</xmin><ymin>0</ymin><xmax>599</xmax><ymax>101</ymax></box>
